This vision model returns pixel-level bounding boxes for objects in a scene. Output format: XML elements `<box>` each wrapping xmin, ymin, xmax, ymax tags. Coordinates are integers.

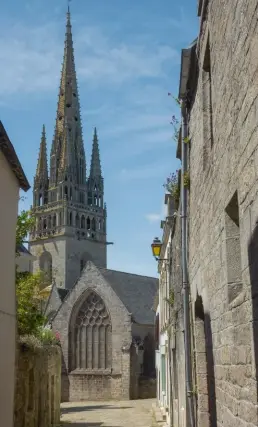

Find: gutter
<box><xmin>178</xmin><ymin>42</ymin><xmax>197</xmax><ymax>427</ymax></box>
<box><xmin>181</xmin><ymin>100</ymin><xmax>195</xmax><ymax>427</ymax></box>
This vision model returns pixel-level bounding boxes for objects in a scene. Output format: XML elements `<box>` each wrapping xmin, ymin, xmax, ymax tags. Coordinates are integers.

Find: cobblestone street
<box><xmin>60</xmin><ymin>399</ymin><xmax>155</xmax><ymax>427</ymax></box>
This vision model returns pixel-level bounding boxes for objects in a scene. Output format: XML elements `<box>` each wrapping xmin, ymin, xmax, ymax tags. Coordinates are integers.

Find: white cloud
<box><xmin>145</xmin><ymin>201</ymin><xmax>167</xmax><ymax>224</ymax></box>
<box><xmin>145</xmin><ymin>213</ymin><xmax>162</xmax><ymax>223</ymax></box>
<box><xmin>0</xmin><ymin>18</ymin><xmax>179</xmax><ymax>96</ymax></box>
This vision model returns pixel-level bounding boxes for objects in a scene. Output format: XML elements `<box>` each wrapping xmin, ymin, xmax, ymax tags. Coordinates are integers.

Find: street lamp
<box><xmin>151</xmin><ymin>237</ymin><xmax>168</xmax><ymax>262</ymax></box>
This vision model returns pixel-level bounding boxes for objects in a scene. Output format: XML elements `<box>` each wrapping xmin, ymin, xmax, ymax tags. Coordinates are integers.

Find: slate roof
<box><xmin>0</xmin><ymin>121</ymin><xmax>30</xmax><ymax>191</ymax></box>
<box><xmin>99</xmin><ymin>268</ymin><xmax>158</xmax><ymax>325</ymax></box>
<box><xmin>16</xmin><ymin>244</ymin><xmax>32</xmax><ymax>255</ymax></box>
<box><xmin>57</xmin><ymin>287</ymin><xmax>69</xmax><ymax>302</ymax></box>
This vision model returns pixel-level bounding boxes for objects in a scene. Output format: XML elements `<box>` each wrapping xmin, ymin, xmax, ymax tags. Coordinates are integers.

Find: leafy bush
<box><xmin>16</xmin><ymin>209</ymin><xmax>35</xmax><ymax>251</ymax></box>
<box><xmin>16</xmin><ymin>271</ymin><xmax>46</xmax><ymax>336</ymax></box>
<box><xmin>38</xmin><ymin>327</ymin><xmax>61</xmax><ymax>346</ymax></box>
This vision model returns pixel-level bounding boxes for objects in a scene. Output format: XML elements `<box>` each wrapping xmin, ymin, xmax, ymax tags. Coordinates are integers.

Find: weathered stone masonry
<box><xmin>15</xmin><ymin>343</ymin><xmax>61</xmax><ymax>427</ymax></box>
<box><xmin>187</xmin><ymin>1</ymin><xmax>258</xmax><ymax>426</ymax></box>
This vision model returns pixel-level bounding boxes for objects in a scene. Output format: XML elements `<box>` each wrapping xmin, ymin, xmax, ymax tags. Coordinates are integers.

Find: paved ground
<box><xmin>60</xmin><ymin>399</ymin><xmax>155</xmax><ymax>427</ymax></box>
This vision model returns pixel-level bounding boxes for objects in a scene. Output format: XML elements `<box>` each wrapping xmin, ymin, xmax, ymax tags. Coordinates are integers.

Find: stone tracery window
<box><xmin>71</xmin><ymin>292</ymin><xmax>112</xmax><ymax>371</ymax></box>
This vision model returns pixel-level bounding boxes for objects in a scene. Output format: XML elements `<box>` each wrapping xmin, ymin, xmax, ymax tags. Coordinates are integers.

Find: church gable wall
<box><xmin>44</xmin><ymin>284</ymin><xmax>62</xmax><ymax>320</ymax></box>
<box><xmin>52</xmin><ymin>262</ymin><xmax>132</xmax><ymax>401</ymax></box>
<box><xmin>65</xmin><ymin>236</ymin><xmax>107</xmax><ymax>289</ymax></box>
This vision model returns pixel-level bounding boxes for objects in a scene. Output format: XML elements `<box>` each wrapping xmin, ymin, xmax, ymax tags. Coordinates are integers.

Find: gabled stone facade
<box><xmin>46</xmin><ymin>262</ymin><xmax>157</xmax><ymax>401</ymax></box>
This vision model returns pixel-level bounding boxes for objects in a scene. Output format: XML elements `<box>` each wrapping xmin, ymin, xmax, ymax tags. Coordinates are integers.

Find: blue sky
<box><xmin>0</xmin><ymin>0</ymin><xmax>198</xmax><ymax>277</ymax></box>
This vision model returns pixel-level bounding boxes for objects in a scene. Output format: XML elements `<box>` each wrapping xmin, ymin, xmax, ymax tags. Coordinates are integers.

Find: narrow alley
<box><xmin>60</xmin><ymin>399</ymin><xmax>155</xmax><ymax>427</ymax></box>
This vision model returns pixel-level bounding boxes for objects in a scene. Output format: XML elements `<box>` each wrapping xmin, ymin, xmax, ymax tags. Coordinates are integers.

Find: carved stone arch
<box><xmin>75</xmin><ymin>213</ymin><xmax>80</xmax><ymax>228</ymax></box>
<box><xmin>81</xmin><ymin>215</ymin><xmax>85</xmax><ymax>229</ymax></box>
<box><xmin>69</xmin><ymin>211</ymin><xmax>73</xmax><ymax>226</ymax></box>
<box><xmin>48</xmin><ymin>215</ymin><xmax>52</xmax><ymax>229</ymax></box>
<box><xmin>86</xmin><ymin>216</ymin><xmax>91</xmax><ymax>230</ymax></box>
<box><xmin>52</xmin><ymin>214</ymin><xmax>56</xmax><ymax>227</ymax></box>
<box><xmin>69</xmin><ymin>290</ymin><xmax>112</xmax><ymax>372</ymax></box>
<box><xmin>39</xmin><ymin>251</ymin><xmax>52</xmax><ymax>283</ymax></box>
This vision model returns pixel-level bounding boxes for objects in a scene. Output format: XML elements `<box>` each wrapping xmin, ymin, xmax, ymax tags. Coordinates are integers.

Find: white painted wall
<box><xmin>0</xmin><ymin>151</ymin><xmax>20</xmax><ymax>427</ymax></box>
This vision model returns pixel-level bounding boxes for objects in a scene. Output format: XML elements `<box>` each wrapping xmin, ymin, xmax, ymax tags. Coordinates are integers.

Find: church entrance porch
<box><xmin>60</xmin><ymin>398</ymin><xmax>155</xmax><ymax>427</ymax></box>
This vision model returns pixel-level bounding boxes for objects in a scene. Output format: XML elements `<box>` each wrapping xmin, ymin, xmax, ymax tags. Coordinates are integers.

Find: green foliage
<box><xmin>168</xmin><ymin>93</ymin><xmax>180</xmax><ymax>143</ymax></box>
<box><xmin>163</xmin><ymin>171</ymin><xmax>180</xmax><ymax>202</ymax></box>
<box><xmin>183</xmin><ymin>171</ymin><xmax>190</xmax><ymax>188</ymax></box>
<box><xmin>164</xmin><ymin>289</ymin><xmax>175</xmax><ymax>307</ymax></box>
<box><xmin>38</xmin><ymin>327</ymin><xmax>61</xmax><ymax>346</ymax></box>
<box><xmin>16</xmin><ymin>209</ymin><xmax>35</xmax><ymax>250</ymax></box>
<box><xmin>183</xmin><ymin>136</ymin><xmax>190</xmax><ymax>144</ymax></box>
<box><xmin>16</xmin><ymin>271</ymin><xmax>46</xmax><ymax>336</ymax></box>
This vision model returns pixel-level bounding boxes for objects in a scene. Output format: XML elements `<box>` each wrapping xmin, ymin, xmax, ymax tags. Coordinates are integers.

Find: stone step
<box><xmin>152</xmin><ymin>403</ymin><xmax>167</xmax><ymax>426</ymax></box>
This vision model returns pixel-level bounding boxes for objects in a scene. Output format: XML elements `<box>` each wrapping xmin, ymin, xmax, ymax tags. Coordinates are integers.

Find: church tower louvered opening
<box><xmin>70</xmin><ymin>291</ymin><xmax>112</xmax><ymax>371</ymax></box>
<box><xmin>29</xmin><ymin>7</ymin><xmax>107</xmax><ymax>288</ymax></box>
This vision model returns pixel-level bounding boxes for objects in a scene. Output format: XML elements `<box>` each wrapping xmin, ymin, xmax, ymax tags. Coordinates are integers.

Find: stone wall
<box><xmin>187</xmin><ymin>1</ymin><xmax>258</xmax><ymax>426</ymax></box>
<box><xmin>138</xmin><ymin>377</ymin><xmax>156</xmax><ymax>399</ymax></box>
<box><xmin>14</xmin><ymin>342</ymin><xmax>61</xmax><ymax>427</ymax></box>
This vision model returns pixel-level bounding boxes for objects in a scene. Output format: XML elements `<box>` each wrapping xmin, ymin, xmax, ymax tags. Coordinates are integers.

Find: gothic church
<box><xmin>29</xmin><ymin>8</ymin><xmax>157</xmax><ymax>401</ymax></box>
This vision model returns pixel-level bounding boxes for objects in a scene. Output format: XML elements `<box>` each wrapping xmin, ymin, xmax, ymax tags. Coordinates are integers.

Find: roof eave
<box><xmin>0</xmin><ymin>122</ymin><xmax>30</xmax><ymax>191</ymax></box>
<box><xmin>178</xmin><ymin>40</ymin><xmax>197</xmax><ymax>100</ymax></box>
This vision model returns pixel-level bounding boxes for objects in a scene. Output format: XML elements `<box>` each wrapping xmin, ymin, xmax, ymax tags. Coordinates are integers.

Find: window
<box><xmin>161</xmin><ymin>354</ymin><xmax>166</xmax><ymax>393</ymax></box>
<box><xmin>92</xmin><ymin>218</ymin><xmax>96</xmax><ymax>231</ymax></box>
<box><xmin>69</xmin><ymin>212</ymin><xmax>73</xmax><ymax>226</ymax></box>
<box><xmin>202</xmin><ymin>34</ymin><xmax>214</xmax><ymax>170</ymax></box>
<box><xmin>225</xmin><ymin>191</ymin><xmax>243</xmax><ymax>303</ymax></box>
<box><xmin>39</xmin><ymin>251</ymin><xmax>52</xmax><ymax>283</ymax></box>
<box><xmin>70</xmin><ymin>292</ymin><xmax>112</xmax><ymax>371</ymax></box>
<box><xmin>87</xmin><ymin>217</ymin><xmax>91</xmax><ymax>230</ymax></box>
<box><xmin>81</xmin><ymin>215</ymin><xmax>85</xmax><ymax>229</ymax></box>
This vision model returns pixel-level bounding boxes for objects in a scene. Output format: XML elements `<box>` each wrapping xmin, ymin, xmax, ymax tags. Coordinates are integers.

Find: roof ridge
<box><xmin>99</xmin><ymin>267</ymin><xmax>158</xmax><ymax>280</ymax></box>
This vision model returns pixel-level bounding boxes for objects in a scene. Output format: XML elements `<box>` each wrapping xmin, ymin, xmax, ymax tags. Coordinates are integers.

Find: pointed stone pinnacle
<box><xmin>35</xmin><ymin>124</ymin><xmax>48</xmax><ymax>182</ymax></box>
<box><xmin>90</xmin><ymin>127</ymin><xmax>102</xmax><ymax>178</ymax></box>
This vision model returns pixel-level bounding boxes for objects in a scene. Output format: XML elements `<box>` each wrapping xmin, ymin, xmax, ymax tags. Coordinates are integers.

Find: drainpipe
<box><xmin>181</xmin><ymin>99</ymin><xmax>195</xmax><ymax>427</ymax></box>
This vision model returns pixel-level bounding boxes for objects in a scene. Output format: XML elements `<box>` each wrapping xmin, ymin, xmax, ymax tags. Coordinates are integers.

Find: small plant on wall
<box><xmin>163</xmin><ymin>171</ymin><xmax>180</xmax><ymax>202</ymax></box>
<box><xmin>168</xmin><ymin>92</ymin><xmax>180</xmax><ymax>143</ymax></box>
<box><xmin>183</xmin><ymin>171</ymin><xmax>190</xmax><ymax>189</ymax></box>
<box><xmin>164</xmin><ymin>289</ymin><xmax>175</xmax><ymax>307</ymax></box>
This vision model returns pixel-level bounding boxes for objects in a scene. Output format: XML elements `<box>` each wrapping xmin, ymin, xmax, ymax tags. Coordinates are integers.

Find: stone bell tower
<box><xmin>29</xmin><ymin>8</ymin><xmax>107</xmax><ymax>289</ymax></box>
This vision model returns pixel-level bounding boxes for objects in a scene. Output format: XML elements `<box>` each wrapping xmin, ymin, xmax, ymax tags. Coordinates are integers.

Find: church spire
<box><xmin>90</xmin><ymin>127</ymin><xmax>102</xmax><ymax>178</ymax></box>
<box><xmin>50</xmin><ymin>7</ymin><xmax>85</xmax><ymax>185</ymax></box>
<box><xmin>33</xmin><ymin>124</ymin><xmax>49</xmax><ymax>206</ymax></box>
<box><xmin>35</xmin><ymin>124</ymin><xmax>48</xmax><ymax>182</ymax></box>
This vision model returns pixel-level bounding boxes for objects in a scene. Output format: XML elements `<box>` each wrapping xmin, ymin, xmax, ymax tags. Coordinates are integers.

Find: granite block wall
<box><xmin>14</xmin><ymin>342</ymin><xmax>61</xmax><ymax>427</ymax></box>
